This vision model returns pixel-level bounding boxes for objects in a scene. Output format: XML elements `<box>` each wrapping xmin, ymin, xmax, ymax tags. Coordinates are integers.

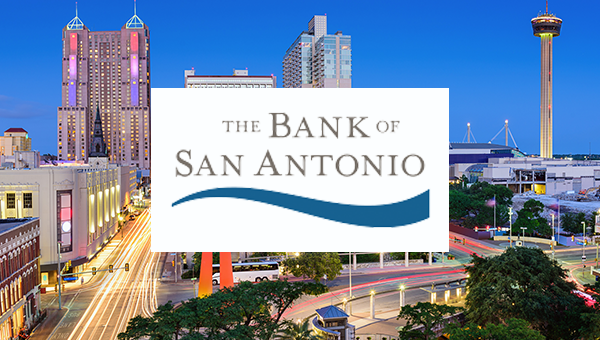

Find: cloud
<box><xmin>0</xmin><ymin>95</ymin><xmax>55</xmax><ymax>119</ymax></box>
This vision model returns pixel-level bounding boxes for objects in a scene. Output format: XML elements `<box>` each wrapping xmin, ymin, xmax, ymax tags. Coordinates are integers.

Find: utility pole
<box><xmin>349</xmin><ymin>252</ymin><xmax>352</xmax><ymax>315</ymax></box>
<box><xmin>57</xmin><ymin>241</ymin><xmax>62</xmax><ymax>310</ymax></box>
<box><xmin>509</xmin><ymin>207</ymin><xmax>513</xmax><ymax>248</ymax></box>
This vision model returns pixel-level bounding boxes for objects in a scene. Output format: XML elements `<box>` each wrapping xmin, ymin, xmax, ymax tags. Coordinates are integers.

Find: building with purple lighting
<box><xmin>57</xmin><ymin>4</ymin><xmax>150</xmax><ymax>169</ymax></box>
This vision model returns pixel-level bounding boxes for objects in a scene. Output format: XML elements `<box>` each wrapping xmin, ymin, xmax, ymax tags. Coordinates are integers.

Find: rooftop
<box><xmin>0</xmin><ymin>218</ymin><xmax>35</xmax><ymax>235</ymax></box>
<box><xmin>449</xmin><ymin>143</ymin><xmax>517</xmax><ymax>150</ymax></box>
<box><xmin>4</xmin><ymin>128</ymin><xmax>28</xmax><ymax>133</ymax></box>
<box><xmin>315</xmin><ymin>305</ymin><xmax>349</xmax><ymax>320</ymax></box>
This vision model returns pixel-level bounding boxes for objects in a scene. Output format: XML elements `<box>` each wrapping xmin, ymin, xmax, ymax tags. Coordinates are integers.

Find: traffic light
<box><xmin>572</xmin><ymin>235</ymin><xmax>575</xmax><ymax>242</ymax></box>
<box><xmin>463</xmin><ymin>238</ymin><xmax>466</xmax><ymax>245</ymax></box>
<box><xmin>109</xmin><ymin>264</ymin><xmax>114</xmax><ymax>273</ymax></box>
<box><xmin>125</xmin><ymin>263</ymin><xmax>130</xmax><ymax>272</ymax></box>
<box><xmin>172</xmin><ymin>260</ymin><xmax>175</xmax><ymax>267</ymax></box>
<box><xmin>92</xmin><ymin>267</ymin><xmax>97</xmax><ymax>276</ymax></box>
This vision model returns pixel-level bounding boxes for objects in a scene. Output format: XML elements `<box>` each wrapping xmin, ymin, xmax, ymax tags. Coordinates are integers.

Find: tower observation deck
<box><xmin>532</xmin><ymin>9</ymin><xmax>562</xmax><ymax>159</ymax></box>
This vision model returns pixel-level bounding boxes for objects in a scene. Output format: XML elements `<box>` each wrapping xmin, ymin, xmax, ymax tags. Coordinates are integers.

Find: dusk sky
<box><xmin>0</xmin><ymin>1</ymin><xmax>598</xmax><ymax>155</ymax></box>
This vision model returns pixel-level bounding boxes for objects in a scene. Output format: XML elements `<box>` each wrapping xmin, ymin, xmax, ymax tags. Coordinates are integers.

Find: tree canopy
<box><xmin>274</xmin><ymin>318</ymin><xmax>324</xmax><ymax>340</ymax></box>
<box><xmin>449</xmin><ymin>181</ymin><xmax>513</xmax><ymax>228</ymax></box>
<box><xmin>513</xmin><ymin>199</ymin><xmax>550</xmax><ymax>237</ymax></box>
<box><xmin>444</xmin><ymin>318</ymin><xmax>545</xmax><ymax>340</ymax></box>
<box><xmin>396</xmin><ymin>302</ymin><xmax>462</xmax><ymax>340</ymax></box>
<box><xmin>464</xmin><ymin>247</ymin><xmax>597</xmax><ymax>340</ymax></box>
<box><xmin>282</xmin><ymin>252</ymin><xmax>342</xmax><ymax>283</ymax></box>
<box><xmin>118</xmin><ymin>280</ymin><xmax>327</xmax><ymax>340</ymax></box>
<box><xmin>562</xmin><ymin>212</ymin><xmax>589</xmax><ymax>235</ymax></box>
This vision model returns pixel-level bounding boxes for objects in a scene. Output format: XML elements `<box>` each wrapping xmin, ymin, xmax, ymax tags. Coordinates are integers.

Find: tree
<box><xmin>588</xmin><ymin>211</ymin><xmax>599</xmax><ymax>234</ymax></box>
<box><xmin>449</xmin><ymin>190</ymin><xmax>474</xmax><ymax>221</ymax></box>
<box><xmin>274</xmin><ymin>318</ymin><xmax>324</xmax><ymax>340</ymax></box>
<box><xmin>396</xmin><ymin>302</ymin><xmax>462</xmax><ymax>340</ymax></box>
<box><xmin>464</xmin><ymin>247</ymin><xmax>597</xmax><ymax>340</ymax></box>
<box><xmin>119</xmin><ymin>280</ymin><xmax>327</xmax><ymax>340</ymax></box>
<box><xmin>118</xmin><ymin>302</ymin><xmax>185</xmax><ymax>340</ymax></box>
<box><xmin>282</xmin><ymin>252</ymin><xmax>342</xmax><ymax>283</ymax></box>
<box><xmin>449</xmin><ymin>181</ymin><xmax>513</xmax><ymax>228</ymax></box>
<box><xmin>513</xmin><ymin>199</ymin><xmax>550</xmax><ymax>237</ymax></box>
<box><xmin>562</xmin><ymin>212</ymin><xmax>587</xmax><ymax>234</ymax></box>
<box><xmin>444</xmin><ymin>318</ymin><xmax>545</xmax><ymax>340</ymax></box>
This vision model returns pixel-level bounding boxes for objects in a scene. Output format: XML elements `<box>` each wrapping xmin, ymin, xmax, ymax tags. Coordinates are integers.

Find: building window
<box><xmin>6</xmin><ymin>193</ymin><xmax>15</xmax><ymax>209</ymax></box>
<box><xmin>24</xmin><ymin>193</ymin><xmax>32</xmax><ymax>209</ymax></box>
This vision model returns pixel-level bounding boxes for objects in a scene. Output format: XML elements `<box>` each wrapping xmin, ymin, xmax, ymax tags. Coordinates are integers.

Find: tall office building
<box><xmin>532</xmin><ymin>5</ymin><xmax>562</xmax><ymax>159</ymax></box>
<box><xmin>57</xmin><ymin>4</ymin><xmax>151</xmax><ymax>169</ymax></box>
<box><xmin>283</xmin><ymin>15</ymin><xmax>351</xmax><ymax>88</ymax></box>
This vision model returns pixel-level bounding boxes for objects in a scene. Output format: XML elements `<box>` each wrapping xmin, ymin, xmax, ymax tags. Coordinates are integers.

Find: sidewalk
<box><xmin>349</xmin><ymin>300</ymin><xmax>466</xmax><ymax>337</ymax></box>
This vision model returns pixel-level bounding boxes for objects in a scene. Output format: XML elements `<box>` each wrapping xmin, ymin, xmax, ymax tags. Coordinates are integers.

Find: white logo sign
<box><xmin>151</xmin><ymin>88</ymin><xmax>448</xmax><ymax>252</ymax></box>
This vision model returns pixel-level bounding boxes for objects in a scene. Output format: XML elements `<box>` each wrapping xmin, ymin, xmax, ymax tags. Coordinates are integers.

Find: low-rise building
<box><xmin>0</xmin><ymin>218</ymin><xmax>41</xmax><ymax>339</ymax></box>
<box><xmin>184</xmin><ymin>68</ymin><xmax>276</xmax><ymax>88</ymax></box>
<box><xmin>481</xmin><ymin>157</ymin><xmax>600</xmax><ymax>195</ymax></box>
<box><xmin>0</xmin><ymin>128</ymin><xmax>31</xmax><ymax>157</ymax></box>
<box><xmin>0</xmin><ymin>165</ymin><xmax>133</xmax><ymax>284</ymax></box>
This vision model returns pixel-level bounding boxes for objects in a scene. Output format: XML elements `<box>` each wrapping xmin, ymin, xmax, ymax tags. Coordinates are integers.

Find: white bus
<box><xmin>212</xmin><ymin>262</ymin><xmax>280</xmax><ymax>285</ymax></box>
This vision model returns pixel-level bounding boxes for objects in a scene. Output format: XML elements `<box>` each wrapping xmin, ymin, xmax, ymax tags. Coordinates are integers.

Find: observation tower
<box><xmin>531</xmin><ymin>2</ymin><xmax>562</xmax><ymax>158</ymax></box>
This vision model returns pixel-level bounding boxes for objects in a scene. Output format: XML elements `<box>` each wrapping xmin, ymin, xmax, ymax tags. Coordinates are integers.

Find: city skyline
<box><xmin>1</xmin><ymin>1</ymin><xmax>599</xmax><ymax>155</ymax></box>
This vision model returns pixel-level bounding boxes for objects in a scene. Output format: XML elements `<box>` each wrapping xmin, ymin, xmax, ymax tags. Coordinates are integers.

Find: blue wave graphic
<box><xmin>172</xmin><ymin>187</ymin><xmax>429</xmax><ymax>228</ymax></box>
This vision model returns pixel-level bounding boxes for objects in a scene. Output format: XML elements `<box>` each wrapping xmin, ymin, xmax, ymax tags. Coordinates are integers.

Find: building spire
<box><xmin>134</xmin><ymin>0</ymin><xmax>136</xmax><ymax>15</ymax></box>
<box><xmin>546</xmin><ymin>0</ymin><xmax>548</xmax><ymax>14</ymax></box>
<box><xmin>66</xmin><ymin>1</ymin><xmax>85</xmax><ymax>30</ymax></box>
<box><xmin>125</xmin><ymin>0</ymin><xmax>144</xmax><ymax>29</ymax></box>
<box><xmin>89</xmin><ymin>104</ymin><xmax>107</xmax><ymax>157</ymax></box>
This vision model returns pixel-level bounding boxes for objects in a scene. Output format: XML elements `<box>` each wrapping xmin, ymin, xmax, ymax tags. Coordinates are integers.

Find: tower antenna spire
<box><xmin>75</xmin><ymin>1</ymin><xmax>78</xmax><ymax>17</ymax></box>
<box><xmin>134</xmin><ymin>0</ymin><xmax>137</xmax><ymax>15</ymax></box>
<box><xmin>546</xmin><ymin>0</ymin><xmax>548</xmax><ymax>14</ymax></box>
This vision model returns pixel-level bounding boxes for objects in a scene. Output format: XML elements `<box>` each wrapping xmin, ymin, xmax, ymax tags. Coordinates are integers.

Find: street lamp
<box><xmin>550</xmin><ymin>213</ymin><xmax>555</xmax><ymax>260</ymax></box>
<box><xmin>582</xmin><ymin>221</ymin><xmax>592</xmax><ymax>269</ymax></box>
<box><xmin>57</xmin><ymin>241</ymin><xmax>63</xmax><ymax>310</ymax></box>
<box><xmin>399</xmin><ymin>283</ymin><xmax>406</xmax><ymax>309</ymax></box>
<box><xmin>509</xmin><ymin>207</ymin><xmax>513</xmax><ymax>248</ymax></box>
<box><xmin>582</xmin><ymin>221</ymin><xmax>586</xmax><ymax>267</ymax></box>
<box><xmin>370</xmin><ymin>290</ymin><xmax>376</xmax><ymax>319</ymax></box>
<box><xmin>520</xmin><ymin>227</ymin><xmax>527</xmax><ymax>247</ymax></box>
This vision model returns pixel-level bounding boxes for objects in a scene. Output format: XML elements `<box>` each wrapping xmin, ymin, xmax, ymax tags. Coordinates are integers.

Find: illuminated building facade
<box><xmin>57</xmin><ymin>5</ymin><xmax>151</xmax><ymax>169</ymax></box>
<box><xmin>0</xmin><ymin>165</ymin><xmax>133</xmax><ymax>285</ymax></box>
<box><xmin>283</xmin><ymin>15</ymin><xmax>351</xmax><ymax>88</ymax></box>
<box><xmin>0</xmin><ymin>128</ymin><xmax>31</xmax><ymax>156</ymax></box>
<box><xmin>531</xmin><ymin>7</ymin><xmax>562</xmax><ymax>158</ymax></box>
<box><xmin>0</xmin><ymin>218</ymin><xmax>40</xmax><ymax>339</ymax></box>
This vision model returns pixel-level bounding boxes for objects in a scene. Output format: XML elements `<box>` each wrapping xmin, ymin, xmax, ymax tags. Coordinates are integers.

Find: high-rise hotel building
<box><xmin>283</xmin><ymin>15</ymin><xmax>351</xmax><ymax>88</ymax></box>
<box><xmin>57</xmin><ymin>6</ymin><xmax>150</xmax><ymax>169</ymax></box>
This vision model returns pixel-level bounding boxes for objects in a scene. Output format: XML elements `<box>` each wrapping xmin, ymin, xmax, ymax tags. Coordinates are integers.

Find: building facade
<box><xmin>0</xmin><ymin>218</ymin><xmax>41</xmax><ymax>339</ymax></box>
<box><xmin>57</xmin><ymin>6</ymin><xmax>151</xmax><ymax>169</ymax></box>
<box><xmin>0</xmin><ymin>128</ymin><xmax>31</xmax><ymax>157</ymax></box>
<box><xmin>532</xmin><ymin>8</ymin><xmax>562</xmax><ymax>158</ymax></box>
<box><xmin>0</xmin><ymin>166</ymin><xmax>133</xmax><ymax>284</ymax></box>
<box><xmin>184</xmin><ymin>69</ymin><xmax>276</xmax><ymax>88</ymax></box>
<box><xmin>477</xmin><ymin>157</ymin><xmax>600</xmax><ymax>195</ymax></box>
<box><xmin>283</xmin><ymin>15</ymin><xmax>351</xmax><ymax>88</ymax></box>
